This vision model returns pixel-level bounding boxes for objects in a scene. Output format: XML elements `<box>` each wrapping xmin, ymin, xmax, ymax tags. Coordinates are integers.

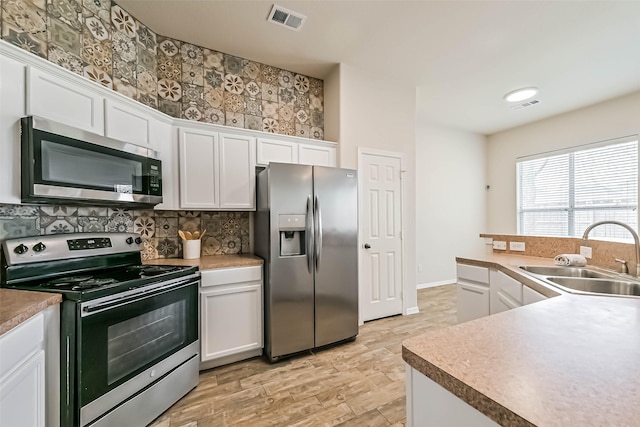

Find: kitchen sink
<box><xmin>547</xmin><ymin>277</ymin><xmax>640</xmax><ymax>297</ymax></box>
<box><xmin>518</xmin><ymin>265</ymin><xmax>613</xmax><ymax>279</ymax></box>
<box><xmin>518</xmin><ymin>265</ymin><xmax>640</xmax><ymax>298</ymax></box>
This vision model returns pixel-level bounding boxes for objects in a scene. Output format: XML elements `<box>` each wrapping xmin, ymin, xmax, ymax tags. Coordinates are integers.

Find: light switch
<box><xmin>493</xmin><ymin>241</ymin><xmax>507</xmax><ymax>250</ymax></box>
<box><xmin>580</xmin><ymin>246</ymin><xmax>592</xmax><ymax>259</ymax></box>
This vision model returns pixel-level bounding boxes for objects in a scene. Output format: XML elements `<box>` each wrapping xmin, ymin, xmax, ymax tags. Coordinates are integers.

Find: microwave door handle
<box><xmin>306</xmin><ymin>195</ymin><xmax>314</xmax><ymax>274</ymax></box>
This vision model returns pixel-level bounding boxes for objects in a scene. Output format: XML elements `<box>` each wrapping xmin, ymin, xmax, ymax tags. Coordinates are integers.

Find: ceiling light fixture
<box><xmin>504</xmin><ymin>87</ymin><xmax>539</xmax><ymax>103</ymax></box>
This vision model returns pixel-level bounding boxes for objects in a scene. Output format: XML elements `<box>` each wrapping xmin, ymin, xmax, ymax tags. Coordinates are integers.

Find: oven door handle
<box><xmin>81</xmin><ymin>276</ymin><xmax>198</xmax><ymax>316</ymax></box>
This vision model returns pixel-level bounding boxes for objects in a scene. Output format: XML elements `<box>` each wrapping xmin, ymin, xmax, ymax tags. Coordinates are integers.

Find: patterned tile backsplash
<box><xmin>0</xmin><ymin>204</ymin><xmax>250</xmax><ymax>260</ymax></box>
<box><xmin>0</xmin><ymin>0</ymin><xmax>324</xmax><ymax>139</ymax></box>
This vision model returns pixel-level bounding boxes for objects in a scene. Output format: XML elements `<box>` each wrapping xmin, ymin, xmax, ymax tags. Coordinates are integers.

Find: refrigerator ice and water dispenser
<box><xmin>278</xmin><ymin>214</ymin><xmax>306</xmax><ymax>256</ymax></box>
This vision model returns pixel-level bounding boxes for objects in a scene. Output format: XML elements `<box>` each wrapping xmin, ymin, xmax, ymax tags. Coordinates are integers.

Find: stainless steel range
<box><xmin>0</xmin><ymin>233</ymin><xmax>200</xmax><ymax>427</ymax></box>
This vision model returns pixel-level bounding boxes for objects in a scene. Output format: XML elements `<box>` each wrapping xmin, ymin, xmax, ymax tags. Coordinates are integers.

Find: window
<box><xmin>517</xmin><ymin>137</ymin><xmax>638</xmax><ymax>239</ymax></box>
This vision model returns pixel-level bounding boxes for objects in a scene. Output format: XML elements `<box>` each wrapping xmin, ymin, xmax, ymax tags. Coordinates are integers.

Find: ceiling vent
<box><xmin>267</xmin><ymin>4</ymin><xmax>306</xmax><ymax>31</ymax></box>
<box><xmin>510</xmin><ymin>99</ymin><xmax>541</xmax><ymax>110</ymax></box>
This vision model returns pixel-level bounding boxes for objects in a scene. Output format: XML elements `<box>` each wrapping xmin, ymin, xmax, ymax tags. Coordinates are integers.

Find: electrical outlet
<box><xmin>492</xmin><ymin>241</ymin><xmax>507</xmax><ymax>250</ymax></box>
<box><xmin>510</xmin><ymin>241</ymin><xmax>526</xmax><ymax>251</ymax></box>
<box><xmin>580</xmin><ymin>246</ymin><xmax>592</xmax><ymax>259</ymax></box>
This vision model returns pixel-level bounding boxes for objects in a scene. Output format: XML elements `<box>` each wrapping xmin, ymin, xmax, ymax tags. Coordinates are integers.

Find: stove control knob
<box><xmin>33</xmin><ymin>242</ymin><xmax>46</xmax><ymax>252</ymax></box>
<box><xmin>14</xmin><ymin>244</ymin><xmax>28</xmax><ymax>255</ymax></box>
<box><xmin>126</xmin><ymin>237</ymin><xmax>134</xmax><ymax>245</ymax></box>
<box><xmin>134</xmin><ymin>237</ymin><xmax>142</xmax><ymax>245</ymax></box>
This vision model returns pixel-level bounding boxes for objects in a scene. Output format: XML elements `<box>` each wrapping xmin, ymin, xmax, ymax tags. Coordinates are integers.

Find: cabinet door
<box><xmin>523</xmin><ymin>286</ymin><xmax>547</xmax><ymax>305</ymax></box>
<box><xmin>178</xmin><ymin>127</ymin><xmax>219</xmax><ymax>209</ymax></box>
<box><xmin>457</xmin><ymin>282</ymin><xmax>490</xmax><ymax>323</ymax></box>
<box><xmin>0</xmin><ymin>54</ymin><xmax>26</xmax><ymax>204</ymax></box>
<box><xmin>490</xmin><ymin>270</ymin><xmax>522</xmax><ymax>315</ymax></box>
<box><xmin>299</xmin><ymin>143</ymin><xmax>336</xmax><ymax>167</ymax></box>
<box><xmin>26</xmin><ymin>66</ymin><xmax>104</xmax><ymax>134</ymax></box>
<box><xmin>0</xmin><ymin>350</ymin><xmax>45</xmax><ymax>427</ymax></box>
<box><xmin>256</xmin><ymin>138</ymin><xmax>298</xmax><ymax>166</ymax></box>
<box><xmin>152</xmin><ymin>120</ymin><xmax>178</xmax><ymax>210</ymax></box>
<box><xmin>104</xmin><ymin>98</ymin><xmax>153</xmax><ymax>146</ymax></box>
<box><xmin>200</xmin><ymin>283</ymin><xmax>263</xmax><ymax>361</ymax></box>
<box><xmin>218</xmin><ymin>133</ymin><xmax>256</xmax><ymax>210</ymax></box>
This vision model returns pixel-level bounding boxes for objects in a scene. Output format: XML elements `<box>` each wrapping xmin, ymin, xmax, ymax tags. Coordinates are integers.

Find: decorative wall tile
<box><xmin>154</xmin><ymin>237</ymin><xmax>178</xmax><ymax>258</ymax></box>
<box><xmin>0</xmin><ymin>0</ymin><xmax>325</xmax><ymax>150</ymax></box>
<box><xmin>133</xmin><ymin>216</ymin><xmax>154</xmax><ymax>237</ymax></box>
<box><xmin>0</xmin><ymin>217</ymin><xmax>39</xmax><ymax>239</ymax></box>
<box><xmin>0</xmin><ymin>205</ymin><xmax>40</xmax><ymax>216</ymax></box>
<box><xmin>47</xmin><ymin>0</ymin><xmax>82</xmax><ymax>31</ymax></box>
<box><xmin>203</xmin><ymin>107</ymin><xmax>224</xmax><ymax>125</ymax></box>
<box><xmin>112</xmin><ymin>77</ymin><xmax>136</xmax><ymax>98</ymax></box>
<box><xmin>310</xmin><ymin>126</ymin><xmax>324</xmax><ymax>140</ymax></box>
<box><xmin>245</xmin><ymin>115</ymin><xmax>261</xmax><ymax>131</ymax></box>
<box><xmin>82</xmin><ymin>0</ymin><xmax>110</xmax><ymax>23</ymax></box>
<box><xmin>106</xmin><ymin>208</ymin><xmax>134</xmax><ymax>232</ymax></box>
<box><xmin>203</xmin><ymin>48</ymin><xmax>223</xmax><ymax>70</ymax></box>
<box><xmin>158</xmin><ymin>99</ymin><xmax>180</xmax><ymax>118</ymax></box>
<box><xmin>78</xmin><ymin>216</ymin><xmax>108</xmax><ymax>232</ymax></box>
<box><xmin>295</xmin><ymin>123</ymin><xmax>310</xmax><ymax>138</ymax></box>
<box><xmin>48</xmin><ymin>43</ymin><xmax>83</xmax><ymax>74</ymax></box>
<box><xmin>110</xmin><ymin>4</ymin><xmax>135</xmax><ymax>37</ymax></box>
<box><xmin>155</xmin><ymin>216</ymin><xmax>178</xmax><ymax>238</ymax></box>
<box><xmin>48</xmin><ymin>16</ymin><xmax>81</xmax><ymax>56</ymax></box>
<box><xmin>225</xmin><ymin>112</ymin><xmax>244</xmax><ymax>128</ymax></box>
<box><xmin>263</xmin><ymin>118</ymin><xmax>278</xmax><ymax>133</ymax></box>
<box><xmin>3</xmin><ymin>0</ymin><xmax>47</xmax><ymax>35</ymax></box>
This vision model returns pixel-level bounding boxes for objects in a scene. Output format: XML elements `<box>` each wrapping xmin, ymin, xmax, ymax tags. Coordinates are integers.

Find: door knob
<box><xmin>364</xmin><ymin>243</ymin><xmax>371</xmax><ymax>249</ymax></box>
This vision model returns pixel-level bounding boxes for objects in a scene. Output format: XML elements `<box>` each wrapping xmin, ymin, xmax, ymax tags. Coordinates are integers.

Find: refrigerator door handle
<box><xmin>306</xmin><ymin>195</ymin><xmax>314</xmax><ymax>273</ymax></box>
<box><xmin>314</xmin><ymin>195</ymin><xmax>323</xmax><ymax>270</ymax></box>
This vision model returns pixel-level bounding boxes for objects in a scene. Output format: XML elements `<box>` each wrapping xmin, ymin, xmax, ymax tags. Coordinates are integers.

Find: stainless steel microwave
<box><xmin>21</xmin><ymin>116</ymin><xmax>163</xmax><ymax>207</ymax></box>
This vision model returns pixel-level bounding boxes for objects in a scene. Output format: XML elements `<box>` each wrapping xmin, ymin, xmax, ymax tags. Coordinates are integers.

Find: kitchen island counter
<box><xmin>403</xmin><ymin>254</ymin><xmax>640</xmax><ymax>426</ymax></box>
<box><xmin>0</xmin><ymin>288</ymin><xmax>61</xmax><ymax>335</ymax></box>
<box><xmin>144</xmin><ymin>254</ymin><xmax>263</xmax><ymax>270</ymax></box>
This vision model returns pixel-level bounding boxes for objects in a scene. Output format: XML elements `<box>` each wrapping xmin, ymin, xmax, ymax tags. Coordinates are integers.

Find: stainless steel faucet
<box><xmin>582</xmin><ymin>220</ymin><xmax>640</xmax><ymax>277</ymax></box>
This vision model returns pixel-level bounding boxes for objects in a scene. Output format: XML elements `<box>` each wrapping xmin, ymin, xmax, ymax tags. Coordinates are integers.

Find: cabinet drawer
<box><xmin>0</xmin><ymin>313</ymin><xmax>44</xmax><ymax>378</ymax></box>
<box><xmin>456</xmin><ymin>264</ymin><xmax>489</xmax><ymax>284</ymax></box>
<box><xmin>201</xmin><ymin>266</ymin><xmax>262</xmax><ymax>287</ymax></box>
<box><xmin>491</xmin><ymin>270</ymin><xmax>522</xmax><ymax>304</ymax></box>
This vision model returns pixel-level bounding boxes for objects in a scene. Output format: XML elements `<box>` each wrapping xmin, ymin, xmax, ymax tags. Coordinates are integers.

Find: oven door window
<box><xmin>79</xmin><ymin>282</ymin><xmax>198</xmax><ymax>406</ymax></box>
<box><xmin>35</xmin><ymin>130</ymin><xmax>146</xmax><ymax>194</ymax></box>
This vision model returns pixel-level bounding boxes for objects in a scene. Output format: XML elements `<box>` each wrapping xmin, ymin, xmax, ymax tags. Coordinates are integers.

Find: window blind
<box><xmin>517</xmin><ymin>137</ymin><xmax>638</xmax><ymax>238</ymax></box>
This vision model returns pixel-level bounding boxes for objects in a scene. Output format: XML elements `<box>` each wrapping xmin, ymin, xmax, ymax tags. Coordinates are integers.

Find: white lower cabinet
<box><xmin>0</xmin><ymin>305</ymin><xmax>60</xmax><ymax>427</ymax></box>
<box><xmin>200</xmin><ymin>266</ymin><xmax>263</xmax><ymax>369</ymax></box>
<box><xmin>407</xmin><ymin>365</ymin><xmax>500</xmax><ymax>427</ymax></box>
<box><xmin>489</xmin><ymin>270</ymin><xmax>523</xmax><ymax>315</ymax></box>
<box><xmin>523</xmin><ymin>285</ymin><xmax>548</xmax><ymax>305</ymax></box>
<box><xmin>456</xmin><ymin>263</ymin><xmax>490</xmax><ymax>323</ymax></box>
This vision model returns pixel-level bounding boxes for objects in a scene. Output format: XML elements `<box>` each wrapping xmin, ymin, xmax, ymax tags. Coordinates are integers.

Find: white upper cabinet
<box><xmin>104</xmin><ymin>99</ymin><xmax>153</xmax><ymax>146</ymax></box>
<box><xmin>26</xmin><ymin>66</ymin><xmax>104</xmax><ymax>134</ymax></box>
<box><xmin>179</xmin><ymin>127</ymin><xmax>220</xmax><ymax>209</ymax></box>
<box><xmin>256</xmin><ymin>137</ymin><xmax>337</xmax><ymax>167</ymax></box>
<box><xmin>178</xmin><ymin>126</ymin><xmax>256</xmax><ymax>210</ymax></box>
<box><xmin>299</xmin><ymin>142</ymin><xmax>336</xmax><ymax>167</ymax></box>
<box><xmin>0</xmin><ymin>53</ymin><xmax>26</xmax><ymax>205</ymax></box>
<box><xmin>218</xmin><ymin>133</ymin><xmax>256</xmax><ymax>210</ymax></box>
<box><xmin>256</xmin><ymin>138</ymin><xmax>298</xmax><ymax>166</ymax></box>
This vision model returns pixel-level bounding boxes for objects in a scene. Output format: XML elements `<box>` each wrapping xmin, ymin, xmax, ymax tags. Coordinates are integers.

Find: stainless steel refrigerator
<box><xmin>255</xmin><ymin>163</ymin><xmax>358</xmax><ymax>362</ymax></box>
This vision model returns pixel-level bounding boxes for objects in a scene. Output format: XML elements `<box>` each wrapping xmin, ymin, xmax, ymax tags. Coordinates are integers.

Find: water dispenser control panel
<box><xmin>278</xmin><ymin>214</ymin><xmax>306</xmax><ymax>256</ymax></box>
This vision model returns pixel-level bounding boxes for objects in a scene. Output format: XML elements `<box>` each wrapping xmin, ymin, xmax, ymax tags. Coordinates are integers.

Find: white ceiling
<box><xmin>118</xmin><ymin>0</ymin><xmax>640</xmax><ymax>135</ymax></box>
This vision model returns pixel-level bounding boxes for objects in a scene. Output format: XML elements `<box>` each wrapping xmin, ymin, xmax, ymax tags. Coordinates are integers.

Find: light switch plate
<box><xmin>580</xmin><ymin>246</ymin><xmax>592</xmax><ymax>259</ymax></box>
<box><xmin>492</xmin><ymin>241</ymin><xmax>507</xmax><ymax>250</ymax></box>
<box><xmin>509</xmin><ymin>241</ymin><xmax>526</xmax><ymax>251</ymax></box>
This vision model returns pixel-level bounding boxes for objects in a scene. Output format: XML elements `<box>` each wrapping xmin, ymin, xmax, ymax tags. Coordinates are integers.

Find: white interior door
<box><xmin>359</xmin><ymin>150</ymin><xmax>403</xmax><ymax>321</ymax></box>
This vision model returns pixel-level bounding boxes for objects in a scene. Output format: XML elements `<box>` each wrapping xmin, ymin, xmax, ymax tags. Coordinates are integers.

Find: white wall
<box><xmin>486</xmin><ymin>90</ymin><xmax>640</xmax><ymax>233</ymax></box>
<box><xmin>415</xmin><ymin>122</ymin><xmax>487</xmax><ymax>286</ymax></box>
<box><xmin>325</xmin><ymin>63</ymin><xmax>418</xmax><ymax>315</ymax></box>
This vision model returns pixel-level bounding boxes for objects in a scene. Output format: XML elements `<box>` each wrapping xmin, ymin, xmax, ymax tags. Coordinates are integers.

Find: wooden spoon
<box><xmin>200</xmin><ymin>229</ymin><xmax>207</xmax><ymax>239</ymax></box>
<box><xmin>185</xmin><ymin>231</ymin><xmax>193</xmax><ymax>240</ymax></box>
<box><xmin>193</xmin><ymin>231</ymin><xmax>200</xmax><ymax>239</ymax></box>
<box><xmin>178</xmin><ymin>230</ymin><xmax>187</xmax><ymax>240</ymax></box>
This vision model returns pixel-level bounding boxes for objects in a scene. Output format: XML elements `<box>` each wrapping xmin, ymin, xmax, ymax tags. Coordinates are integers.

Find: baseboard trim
<box><xmin>405</xmin><ymin>306</ymin><xmax>419</xmax><ymax>315</ymax></box>
<box><xmin>417</xmin><ymin>279</ymin><xmax>456</xmax><ymax>289</ymax></box>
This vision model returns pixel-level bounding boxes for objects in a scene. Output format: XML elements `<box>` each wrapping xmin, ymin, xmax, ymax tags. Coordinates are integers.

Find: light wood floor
<box><xmin>150</xmin><ymin>285</ymin><xmax>457</xmax><ymax>427</ymax></box>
